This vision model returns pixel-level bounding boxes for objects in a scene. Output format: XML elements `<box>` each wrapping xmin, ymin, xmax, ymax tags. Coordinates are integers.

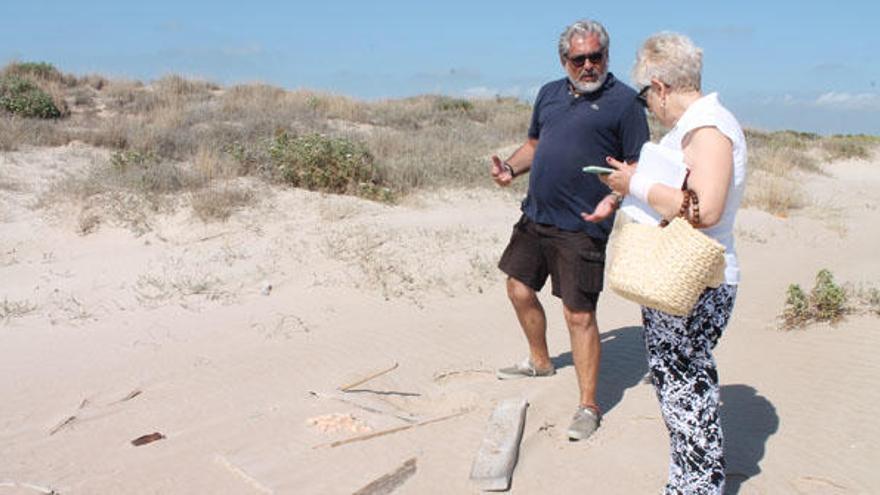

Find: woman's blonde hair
<box><xmin>632</xmin><ymin>32</ymin><xmax>702</xmax><ymax>92</ymax></box>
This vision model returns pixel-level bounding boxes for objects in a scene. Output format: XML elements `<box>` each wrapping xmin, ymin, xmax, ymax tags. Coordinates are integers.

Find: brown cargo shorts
<box><xmin>498</xmin><ymin>215</ymin><xmax>606</xmax><ymax>312</ymax></box>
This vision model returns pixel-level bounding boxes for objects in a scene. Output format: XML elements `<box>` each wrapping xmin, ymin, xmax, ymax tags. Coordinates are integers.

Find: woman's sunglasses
<box><xmin>637</xmin><ymin>85</ymin><xmax>651</xmax><ymax>106</ymax></box>
<box><xmin>566</xmin><ymin>51</ymin><xmax>605</xmax><ymax>67</ymax></box>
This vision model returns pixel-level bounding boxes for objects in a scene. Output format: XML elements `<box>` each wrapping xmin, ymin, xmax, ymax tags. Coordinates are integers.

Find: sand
<box><xmin>1</xmin><ymin>142</ymin><xmax>879</xmax><ymax>494</ymax></box>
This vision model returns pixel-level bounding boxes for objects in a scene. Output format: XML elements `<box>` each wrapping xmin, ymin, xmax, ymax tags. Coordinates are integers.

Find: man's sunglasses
<box><xmin>567</xmin><ymin>51</ymin><xmax>605</xmax><ymax>67</ymax></box>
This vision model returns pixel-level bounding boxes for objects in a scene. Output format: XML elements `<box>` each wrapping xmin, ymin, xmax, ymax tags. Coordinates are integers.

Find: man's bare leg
<box><xmin>506</xmin><ymin>277</ymin><xmax>552</xmax><ymax>370</ymax></box>
<box><xmin>563</xmin><ymin>304</ymin><xmax>600</xmax><ymax>408</ymax></box>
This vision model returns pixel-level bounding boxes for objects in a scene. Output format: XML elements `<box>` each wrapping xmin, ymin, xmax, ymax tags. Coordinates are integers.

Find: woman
<box><xmin>600</xmin><ymin>33</ymin><xmax>747</xmax><ymax>494</ymax></box>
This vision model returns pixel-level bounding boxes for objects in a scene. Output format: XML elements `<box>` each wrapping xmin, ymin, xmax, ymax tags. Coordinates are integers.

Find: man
<box><xmin>490</xmin><ymin>19</ymin><xmax>649</xmax><ymax>441</ymax></box>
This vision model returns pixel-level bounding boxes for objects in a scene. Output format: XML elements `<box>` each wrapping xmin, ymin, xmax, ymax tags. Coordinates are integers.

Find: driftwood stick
<box><xmin>353</xmin><ymin>457</ymin><xmax>417</xmax><ymax>495</ymax></box>
<box><xmin>197</xmin><ymin>231</ymin><xmax>232</xmax><ymax>243</ymax></box>
<box><xmin>111</xmin><ymin>389</ymin><xmax>142</xmax><ymax>404</ymax></box>
<box><xmin>339</xmin><ymin>362</ymin><xmax>399</xmax><ymax>392</ymax></box>
<box><xmin>0</xmin><ymin>481</ymin><xmax>59</xmax><ymax>494</ymax></box>
<box><xmin>48</xmin><ymin>415</ymin><xmax>77</xmax><ymax>436</ymax></box>
<box><xmin>314</xmin><ymin>409</ymin><xmax>471</xmax><ymax>449</ymax></box>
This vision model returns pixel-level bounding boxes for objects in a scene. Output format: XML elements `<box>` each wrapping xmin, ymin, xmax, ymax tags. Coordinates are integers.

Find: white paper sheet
<box><xmin>619</xmin><ymin>142</ymin><xmax>688</xmax><ymax>225</ymax></box>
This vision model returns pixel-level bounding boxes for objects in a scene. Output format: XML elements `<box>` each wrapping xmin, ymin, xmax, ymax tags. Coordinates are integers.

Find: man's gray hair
<box><xmin>632</xmin><ymin>32</ymin><xmax>703</xmax><ymax>92</ymax></box>
<box><xmin>558</xmin><ymin>19</ymin><xmax>610</xmax><ymax>59</ymax></box>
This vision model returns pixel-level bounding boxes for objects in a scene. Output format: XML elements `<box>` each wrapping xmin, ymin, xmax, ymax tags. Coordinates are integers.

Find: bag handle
<box><xmin>659</xmin><ymin>169</ymin><xmax>701</xmax><ymax>227</ymax></box>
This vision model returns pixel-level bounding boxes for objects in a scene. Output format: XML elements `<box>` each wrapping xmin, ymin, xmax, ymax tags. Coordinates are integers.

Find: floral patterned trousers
<box><xmin>642</xmin><ymin>284</ymin><xmax>737</xmax><ymax>495</ymax></box>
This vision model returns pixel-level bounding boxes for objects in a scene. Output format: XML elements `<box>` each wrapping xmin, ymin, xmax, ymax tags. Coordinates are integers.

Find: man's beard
<box><xmin>569</xmin><ymin>70</ymin><xmax>608</xmax><ymax>94</ymax></box>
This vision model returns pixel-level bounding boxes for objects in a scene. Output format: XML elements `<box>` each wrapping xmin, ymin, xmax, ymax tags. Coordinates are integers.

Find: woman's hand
<box><xmin>601</xmin><ymin>156</ymin><xmax>637</xmax><ymax>196</ymax></box>
<box><xmin>581</xmin><ymin>156</ymin><xmax>638</xmax><ymax>223</ymax></box>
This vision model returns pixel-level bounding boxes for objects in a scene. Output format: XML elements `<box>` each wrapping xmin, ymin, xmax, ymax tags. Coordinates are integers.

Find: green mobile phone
<box><xmin>582</xmin><ymin>165</ymin><xmax>615</xmax><ymax>175</ymax></box>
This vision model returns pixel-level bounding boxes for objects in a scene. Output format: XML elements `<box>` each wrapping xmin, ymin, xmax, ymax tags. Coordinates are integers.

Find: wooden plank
<box><xmin>469</xmin><ymin>398</ymin><xmax>529</xmax><ymax>492</ymax></box>
<box><xmin>352</xmin><ymin>457</ymin><xmax>417</xmax><ymax>495</ymax></box>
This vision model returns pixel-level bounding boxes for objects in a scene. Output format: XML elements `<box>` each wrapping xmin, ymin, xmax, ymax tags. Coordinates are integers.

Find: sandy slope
<box><xmin>1</xmin><ymin>144</ymin><xmax>879</xmax><ymax>494</ymax></box>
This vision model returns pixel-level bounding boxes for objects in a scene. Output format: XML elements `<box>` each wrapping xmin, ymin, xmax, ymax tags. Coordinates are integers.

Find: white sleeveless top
<box><xmin>658</xmin><ymin>93</ymin><xmax>747</xmax><ymax>285</ymax></box>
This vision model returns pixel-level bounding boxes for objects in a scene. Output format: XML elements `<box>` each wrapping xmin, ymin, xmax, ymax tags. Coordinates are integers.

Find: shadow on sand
<box><xmin>721</xmin><ymin>384</ymin><xmax>779</xmax><ymax>494</ymax></box>
<box><xmin>551</xmin><ymin>325</ymin><xmax>648</xmax><ymax>414</ymax></box>
<box><xmin>550</xmin><ymin>326</ymin><xmax>778</xmax><ymax>494</ymax></box>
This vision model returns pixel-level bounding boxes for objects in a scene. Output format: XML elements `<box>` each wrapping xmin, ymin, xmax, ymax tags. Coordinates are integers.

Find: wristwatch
<box><xmin>502</xmin><ymin>161</ymin><xmax>517</xmax><ymax>178</ymax></box>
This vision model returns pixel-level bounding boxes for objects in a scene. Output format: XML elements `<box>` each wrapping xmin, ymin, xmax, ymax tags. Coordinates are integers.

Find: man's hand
<box><xmin>490</xmin><ymin>155</ymin><xmax>513</xmax><ymax>187</ymax></box>
<box><xmin>581</xmin><ymin>193</ymin><xmax>619</xmax><ymax>223</ymax></box>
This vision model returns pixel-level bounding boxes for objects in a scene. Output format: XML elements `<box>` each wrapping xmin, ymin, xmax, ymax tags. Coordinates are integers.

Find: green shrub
<box><xmin>783</xmin><ymin>284</ymin><xmax>809</xmax><ymax>327</ymax></box>
<box><xmin>0</xmin><ymin>76</ymin><xmax>62</xmax><ymax>118</ymax></box>
<box><xmin>811</xmin><ymin>269</ymin><xmax>847</xmax><ymax>321</ymax></box>
<box><xmin>267</xmin><ymin>132</ymin><xmax>391</xmax><ymax>201</ymax></box>
<box><xmin>111</xmin><ymin>149</ymin><xmax>159</xmax><ymax>171</ymax></box>
<box><xmin>782</xmin><ymin>269</ymin><xmax>849</xmax><ymax>328</ymax></box>
<box><xmin>3</xmin><ymin>62</ymin><xmax>64</xmax><ymax>83</ymax></box>
<box><xmin>436</xmin><ymin>97</ymin><xmax>474</xmax><ymax>113</ymax></box>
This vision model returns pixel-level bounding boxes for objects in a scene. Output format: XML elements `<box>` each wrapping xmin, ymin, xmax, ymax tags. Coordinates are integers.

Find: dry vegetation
<box><xmin>739</xmin><ymin>129</ymin><xmax>880</xmax><ymax>216</ymax></box>
<box><xmin>2</xmin><ymin>62</ymin><xmax>878</xmax><ymax>226</ymax></box>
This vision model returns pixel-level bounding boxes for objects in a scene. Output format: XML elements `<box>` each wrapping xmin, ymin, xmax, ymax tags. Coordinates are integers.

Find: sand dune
<box><xmin>1</xmin><ymin>143</ymin><xmax>879</xmax><ymax>494</ymax></box>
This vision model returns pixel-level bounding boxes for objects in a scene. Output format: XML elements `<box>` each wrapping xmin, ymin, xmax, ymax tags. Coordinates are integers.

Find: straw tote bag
<box><xmin>607</xmin><ymin>183</ymin><xmax>726</xmax><ymax>316</ymax></box>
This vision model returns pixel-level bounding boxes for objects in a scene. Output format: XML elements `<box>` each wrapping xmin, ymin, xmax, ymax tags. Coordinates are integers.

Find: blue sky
<box><xmin>3</xmin><ymin>0</ymin><xmax>879</xmax><ymax>135</ymax></box>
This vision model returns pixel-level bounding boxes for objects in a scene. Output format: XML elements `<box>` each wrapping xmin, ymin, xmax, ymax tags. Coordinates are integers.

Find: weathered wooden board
<box><xmin>469</xmin><ymin>398</ymin><xmax>529</xmax><ymax>491</ymax></box>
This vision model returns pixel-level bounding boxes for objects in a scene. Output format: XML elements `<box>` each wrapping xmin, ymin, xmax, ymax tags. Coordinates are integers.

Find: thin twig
<box><xmin>48</xmin><ymin>416</ymin><xmax>77</xmax><ymax>436</ymax></box>
<box><xmin>339</xmin><ymin>362</ymin><xmax>399</xmax><ymax>392</ymax></box>
<box><xmin>0</xmin><ymin>481</ymin><xmax>59</xmax><ymax>494</ymax></box>
<box><xmin>197</xmin><ymin>231</ymin><xmax>232</xmax><ymax>243</ymax></box>
<box><xmin>115</xmin><ymin>389</ymin><xmax>142</xmax><ymax>403</ymax></box>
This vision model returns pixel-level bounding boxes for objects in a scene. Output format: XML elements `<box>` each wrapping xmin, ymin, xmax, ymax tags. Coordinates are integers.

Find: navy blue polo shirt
<box><xmin>522</xmin><ymin>73</ymin><xmax>649</xmax><ymax>240</ymax></box>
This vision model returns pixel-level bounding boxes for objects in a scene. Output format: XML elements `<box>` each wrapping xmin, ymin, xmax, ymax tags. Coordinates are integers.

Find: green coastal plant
<box><xmin>783</xmin><ymin>284</ymin><xmax>810</xmax><ymax>327</ymax></box>
<box><xmin>2</xmin><ymin>62</ymin><xmax>65</xmax><ymax>83</ymax></box>
<box><xmin>110</xmin><ymin>149</ymin><xmax>159</xmax><ymax>171</ymax></box>
<box><xmin>811</xmin><ymin>269</ymin><xmax>847</xmax><ymax>321</ymax></box>
<box><xmin>0</xmin><ymin>76</ymin><xmax>62</xmax><ymax>118</ymax></box>
<box><xmin>436</xmin><ymin>96</ymin><xmax>474</xmax><ymax>113</ymax></box>
<box><xmin>782</xmin><ymin>268</ymin><xmax>850</xmax><ymax>328</ymax></box>
<box><xmin>267</xmin><ymin>132</ymin><xmax>391</xmax><ymax>201</ymax></box>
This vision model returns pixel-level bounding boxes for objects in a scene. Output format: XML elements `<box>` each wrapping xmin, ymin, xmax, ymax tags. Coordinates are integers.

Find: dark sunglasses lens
<box><xmin>569</xmin><ymin>52</ymin><xmax>603</xmax><ymax>66</ymax></box>
<box><xmin>637</xmin><ymin>86</ymin><xmax>650</xmax><ymax>106</ymax></box>
<box><xmin>569</xmin><ymin>55</ymin><xmax>587</xmax><ymax>67</ymax></box>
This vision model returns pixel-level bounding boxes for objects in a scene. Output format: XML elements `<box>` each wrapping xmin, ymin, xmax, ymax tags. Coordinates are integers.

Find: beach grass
<box><xmin>1</xmin><ymin>63</ymin><xmax>876</xmax><ymax>221</ymax></box>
